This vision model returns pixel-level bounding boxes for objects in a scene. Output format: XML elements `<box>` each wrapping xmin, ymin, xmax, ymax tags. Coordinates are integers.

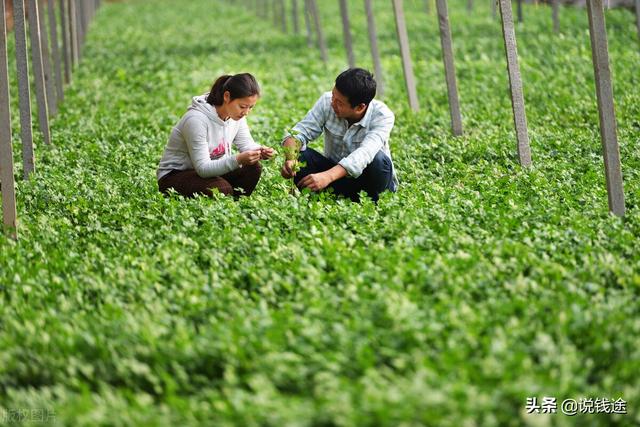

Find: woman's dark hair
<box><xmin>206</xmin><ymin>73</ymin><xmax>260</xmax><ymax>106</ymax></box>
<box><xmin>335</xmin><ymin>68</ymin><xmax>376</xmax><ymax>107</ymax></box>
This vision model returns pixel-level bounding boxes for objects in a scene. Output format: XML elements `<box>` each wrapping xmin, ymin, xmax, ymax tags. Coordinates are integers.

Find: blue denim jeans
<box><xmin>294</xmin><ymin>148</ymin><xmax>396</xmax><ymax>202</ymax></box>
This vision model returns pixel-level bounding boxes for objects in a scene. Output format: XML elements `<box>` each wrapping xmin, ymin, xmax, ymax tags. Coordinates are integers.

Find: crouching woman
<box><xmin>157</xmin><ymin>73</ymin><xmax>274</xmax><ymax>198</ymax></box>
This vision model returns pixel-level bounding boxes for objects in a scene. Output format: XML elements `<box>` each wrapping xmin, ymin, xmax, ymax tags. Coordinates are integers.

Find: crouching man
<box><xmin>281</xmin><ymin>68</ymin><xmax>397</xmax><ymax>202</ymax></box>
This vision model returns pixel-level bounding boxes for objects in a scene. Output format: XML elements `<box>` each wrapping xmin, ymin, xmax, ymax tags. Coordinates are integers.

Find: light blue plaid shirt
<box><xmin>286</xmin><ymin>92</ymin><xmax>397</xmax><ymax>188</ymax></box>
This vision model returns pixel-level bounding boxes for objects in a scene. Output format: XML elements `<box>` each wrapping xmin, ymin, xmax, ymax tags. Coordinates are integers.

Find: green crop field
<box><xmin>1</xmin><ymin>0</ymin><xmax>639</xmax><ymax>425</ymax></box>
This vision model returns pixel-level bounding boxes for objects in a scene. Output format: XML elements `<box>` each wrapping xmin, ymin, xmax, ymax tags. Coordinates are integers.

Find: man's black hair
<box><xmin>334</xmin><ymin>68</ymin><xmax>377</xmax><ymax>108</ymax></box>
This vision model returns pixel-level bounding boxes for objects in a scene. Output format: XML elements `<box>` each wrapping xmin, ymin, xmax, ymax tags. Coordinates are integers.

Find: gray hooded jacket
<box><xmin>157</xmin><ymin>94</ymin><xmax>260</xmax><ymax>180</ymax></box>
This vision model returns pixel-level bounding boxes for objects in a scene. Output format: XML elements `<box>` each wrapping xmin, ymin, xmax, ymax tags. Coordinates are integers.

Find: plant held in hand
<box><xmin>283</xmin><ymin>128</ymin><xmax>303</xmax><ymax>195</ymax></box>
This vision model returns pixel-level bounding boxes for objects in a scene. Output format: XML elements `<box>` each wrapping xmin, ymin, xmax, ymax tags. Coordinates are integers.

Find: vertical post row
<box><xmin>81</xmin><ymin>0</ymin><xmax>88</xmax><ymax>48</ymax></box>
<box><xmin>339</xmin><ymin>0</ymin><xmax>355</xmax><ymax>68</ymax></box>
<box><xmin>498</xmin><ymin>0</ymin><xmax>531</xmax><ymax>166</ymax></box>
<box><xmin>37</xmin><ymin>0</ymin><xmax>57</xmax><ymax>116</ymax></box>
<box><xmin>13</xmin><ymin>0</ymin><xmax>35</xmax><ymax>178</ymax></box>
<box><xmin>48</xmin><ymin>0</ymin><xmax>65</xmax><ymax>104</ymax></box>
<box><xmin>27</xmin><ymin>0</ymin><xmax>51</xmax><ymax>145</ymax></box>
<box><xmin>272</xmin><ymin>0</ymin><xmax>279</xmax><ymax>28</ymax></box>
<box><xmin>1</xmin><ymin>0</ymin><xmax>18</xmax><ymax>236</ymax></box>
<box><xmin>303</xmin><ymin>0</ymin><xmax>313</xmax><ymax>47</ymax></box>
<box><xmin>256</xmin><ymin>0</ymin><xmax>263</xmax><ymax>18</ymax></box>
<box><xmin>69</xmin><ymin>0</ymin><xmax>78</xmax><ymax>66</ymax></box>
<box><xmin>292</xmin><ymin>0</ymin><xmax>300</xmax><ymax>34</ymax></box>
<box><xmin>435</xmin><ymin>0</ymin><xmax>463</xmax><ymax>136</ymax></box>
<box><xmin>76</xmin><ymin>0</ymin><xmax>84</xmax><ymax>58</ymax></box>
<box><xmin>307</xmin><ymin>0</ymin><xmax>328</xmax><ymax>63</ymax></box>
<box><xmin>60</xmin><ymin>0</ymin><xmax>71</xmax><ymax>83</ymax></box>
<box><xmin>364</xmin><ymin>0</ymin><xmax>384</xmax><ymax>97</ymax></box>
<box><xmin>586</xmin><ymin>0</ymin><xmax>625</xmax><ymax>216</ymax></box>
<box><xmin>635</xmin><ymin>0</ymin><xmax>640</xmax><ymax>44</ymax></box>
<box><xmin>552</xmin><ymin>0</ymin><xmax>560</xmax><ymax>33</ymax></box>
<box><xmin>517</xmin><ymin>0</ymin><xmax>523</xmax><ymax>22</ymax></box>
<box><xmin>391</xmin><ymin>0</ymin><xmax>419</xmax><ymax>111</ymax></box>
<box><xmin>278</xmin><ymin>0</ymin><xmax>287</xmax><ymax>33</ymax></box>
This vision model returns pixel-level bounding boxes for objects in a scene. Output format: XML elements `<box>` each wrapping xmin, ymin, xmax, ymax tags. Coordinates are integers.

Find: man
<box><xmin>281</xmin><ymin>68</ymin><xmax>397</xmax><ymax>202</ymax></box>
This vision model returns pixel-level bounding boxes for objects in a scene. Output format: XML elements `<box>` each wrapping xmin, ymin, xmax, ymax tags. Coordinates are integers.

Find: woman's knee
<box><xmin>250</xmin><ymin>162</ymin><xmax>263</xmax><ymax>176</ymax></box>
<box><xmin>208</xmin><ymin>180</ymin><xmax>233</xmax><ymax>196</ymax></box>
<box><xmin>242</xmin><ymin>162</ymin><xmax>262</xmax><ymax>183</ymax></box>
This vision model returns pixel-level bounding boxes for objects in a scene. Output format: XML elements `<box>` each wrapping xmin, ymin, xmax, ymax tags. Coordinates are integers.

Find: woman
<box><xmin>157</xmin><ymin>73</ymin><xmax>274</xmax><ymax>198</ymax></box>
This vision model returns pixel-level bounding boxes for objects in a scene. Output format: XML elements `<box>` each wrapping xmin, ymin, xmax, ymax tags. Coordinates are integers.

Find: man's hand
<box><xmin>260</xmin><ymin>146</ymin><xmax>275</xmax><ymax>160</ymax></box>
<box><xmin>236</xmin><ymin>150</ymin><xmax>261</xmax><ymax>166</ymax></box>
<box><xmin>298</xmin><ymin>172</ymin><xmax>332</xmax><ymax>192</ymax></box>
<box><xmin>281</xmin><ymin>135</ymin><xmax>302</xmax><ymax>178</ymax></box>
<box><xmin>281</xmin><ymin>160</ymin><xmax>297</xmax><ymax>179</ymax></box>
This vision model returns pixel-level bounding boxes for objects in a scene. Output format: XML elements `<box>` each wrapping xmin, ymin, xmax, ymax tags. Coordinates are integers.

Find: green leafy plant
<box><xmin>283</xmin><ymin>128</ymin><xmax>303</xmax><ymax>195</ymax></box>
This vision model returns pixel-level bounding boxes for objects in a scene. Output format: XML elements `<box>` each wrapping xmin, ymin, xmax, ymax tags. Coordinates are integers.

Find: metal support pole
<box><xmin>339</xmin><ymin>0</ymin><xmax>355</xmax><ymax>68</ymax></box>
<box><xmin>392</xmin><ymin>0</ymin><xmax>419</xmax><ymax>111</ymax></box>
<box><xmin>552</xmin><ymin>0</ymin><xmax>560</xmax><ymax>33</ymax></box>
<box><xmin>69</xmin><ymin>0</ymin><xmax>78</xmax><ymax>66</ymax></box>
<box><xmin>517</xmin><ymin>0</ymin><xmax>523</xmax><ymax>22</ymax></box>
<box><xmin>586</xmin><ymin>0</ymin><xmax>625</xmax><ymax>216</ymax></box>
<box><xmin>279</xmin><ymin>0</ymin><xmax>287</xmax><ymax>33</ymax></box>
<box><xmin>37</xmin><ymin>0</ymin><xmax>57</xmax><ymax>116</ymax></box>
<box><xmin>272</xmin><ymin>0</ymin><xmax>279</xmax><ymax>28</ymax></box>
<box><xmin>1</xmin><ymin>0</ymin><xmax>18</xmax><ymax>237</ymax></box>
<box><xmin>436</xmin><ymin>0</ymin><xmax>463</xmax><ymax>136</ymax></box>
<box><xmin>76</xmin><ymin>0</ymin><xmax>84</xmax><ymax>57</ymax></box>
<box><xmin>48</xmin><ymin>0</ymin><xmax>65</xmax><ymax>104</ymax></box>
<box><xmin>27</xmin><ymin>0</ymin><xmax>51</xmax><ymax>145</ymax></box>
<box><xmin>292</xmin><ymin>0</ymin><xmax>300</xmax><ymax>34</ymax></box>
<box><xmin>364</xmin><ymin>0</ymin><xmax>384</xmax><ymax>97</ymax></box>
<box><xmin>498</xmin><ymin>0</ymin><xmax>531</xmax><ymax>166</ymax></box>
<box><xmin>635</xmin><ymin>0</ymin><xmax>640</xmax><ymax>44</ymax></box>
<box><xmin>303</xmin><ymin>0</ymin><xmax>313</xmax><ymax>47</ymax></box>
<box><xmin>60</xmin><ymin>0</ymin><xmax>71</xmax><ymax>83</ymax></box>
<box><xmin>13</xmin><ymin>0</ymin><xmax>35</xmax><ymax>178</ymax></box>
<box><xmin>307</xmin><ymin>0</ymin><xmax>328</xmax><ymax>63</ymax></box>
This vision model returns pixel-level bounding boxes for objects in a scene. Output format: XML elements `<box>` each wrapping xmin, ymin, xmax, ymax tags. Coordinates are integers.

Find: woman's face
<box><xmin>223</xmin><ymin>92</ymin><xmax>258</xmax><ymax>121</ymax></box>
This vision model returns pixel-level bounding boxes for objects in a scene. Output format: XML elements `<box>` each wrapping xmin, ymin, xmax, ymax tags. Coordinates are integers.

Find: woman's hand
<box><xmin>236</xmin><ymin>150</ymin><xmax>261</xmax><ymax>166</ymax></box>
<box><xmin>259</xmin><ymin>146</ymin><xmax>275</xmax><ymax>160</ymax></box>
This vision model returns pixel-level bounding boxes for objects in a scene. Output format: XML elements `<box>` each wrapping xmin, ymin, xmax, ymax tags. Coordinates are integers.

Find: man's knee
<box><xmin>294</xmin><ymin>148</ymin><xmax>320</xmax><ymax>184</ymax></box>
<box><xmin>298</xmin><ymin>148</ymin><xmax>316</xmax><ymax>163</ymax></box>
<box><xmin>373</xmin><ymin>151</ymin><xmax>392</xmax><ymax>168</ymax></box>
<box><xmin>364</xmin><ymin>151</ymin><xmax>392</xmax><ymax>175</ymax></box>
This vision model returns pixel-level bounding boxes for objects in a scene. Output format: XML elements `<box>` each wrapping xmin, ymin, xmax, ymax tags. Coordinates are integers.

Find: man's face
<box><xmin>331</xmin><ymin>87</ymin><xmax>365</xmax><ymax>120</ymax></box>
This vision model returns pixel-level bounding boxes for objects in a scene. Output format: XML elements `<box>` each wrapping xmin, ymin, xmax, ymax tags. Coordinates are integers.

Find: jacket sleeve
<box><xmin>282</xmin><ymin>94</ymin><xmax>329</xmax><ymax>150</ymax></box>
<box><xmin>338</xmin><ymin>109</ymin><xmax>395</xmax><ymax>178</ymax></box>
<box><xmin>233</xmin><ymin>119</ymin><xmax>262</xmax><ymax>152</ymax></box>
<box><xmin>182</xmin><ymin>116</ymin><xmax>239</xmax><ymax>178</ymax></box>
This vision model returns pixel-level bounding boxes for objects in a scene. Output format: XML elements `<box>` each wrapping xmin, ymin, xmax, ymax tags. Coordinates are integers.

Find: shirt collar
<box><xmin>353</xmin><ymin>102</ymin><xmax>374</xmax><ymax>128</ymax></box>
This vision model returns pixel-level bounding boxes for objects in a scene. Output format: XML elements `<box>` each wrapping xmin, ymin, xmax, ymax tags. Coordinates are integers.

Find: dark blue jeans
<box><xmin>294</xmin><ymin>148</ymin><xmax>396</xmax><ymax>202</ymax></box>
